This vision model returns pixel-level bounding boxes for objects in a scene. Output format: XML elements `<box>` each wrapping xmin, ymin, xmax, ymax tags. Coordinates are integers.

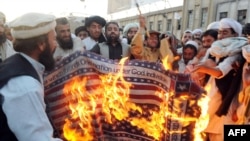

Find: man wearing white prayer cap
<box><xmin>192</xmin><ymin>17</ymin><xmax>248</xmax><ymax>141</ymax></box>
<box><xmin>192</xmin><ymin>28</ymin><xmax>203</xmax><ymax>39</ymax></box>
<box><xmin>218</xmin><ymin>18</ymin><xmax>242</xmax><ymax>39</ymax></box>
<box><xmin>177</xmin><ymin>40</ymin><xmax>198</xmax><ymax>73</ymax></box>
<box><xmin>122</xmin><ymin>22</ymin><xmax>139</xmax><ymax>45</ymax></box>
<box><xmin>177</xmin><ymin>30</ymin><xmax>193</xmax><ymax>54</ymax></box>
<box><xmin>0</xmin><ymin>12</ymin><xmax>62</xmax><ymax>141</ymax></box>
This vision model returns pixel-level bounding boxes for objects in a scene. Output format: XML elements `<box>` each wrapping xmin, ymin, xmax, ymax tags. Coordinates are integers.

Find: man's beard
<box><xmin>0</xmin><ymin>33</ymin><xmax>7</xmax><ymax>44</ymax></box>
<box><xmin>106</xmin><ymin>33</ymin><xmax>120</xmax><ymax>43</ymax></box>
<box><xmin>127</xmin><ymin>36</ymin><xmax>134</xmax><ymax>44</ymax></box>
<box><xmin>57</xmin><ymin>36</ymin><xmax>73</xmax><ymax>50</ymax></box>
<box><xmin>39</xmin><ymin>42</ymin><xmax>55</xmax><ymax>71</ymax></box>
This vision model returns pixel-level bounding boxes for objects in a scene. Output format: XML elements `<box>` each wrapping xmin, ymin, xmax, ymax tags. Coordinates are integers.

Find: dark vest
<box><xmin>0</xmin><ymin>54</ymin><xmax>40</xmax><ymax>141</ymax></box>
<box><xmin>208</xmin><ymin>54</ymin><xmax>244</xmax><ymax>116</ymax></box>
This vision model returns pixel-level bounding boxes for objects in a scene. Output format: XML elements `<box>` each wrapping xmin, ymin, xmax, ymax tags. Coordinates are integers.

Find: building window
<box><xmin>219</xmin><ymin>12</ymin><xmax>227</xmax><ymax>20</ymax></box>
<box><xmin>238</xmin><ymin>9</ymin><xmax>247</xmax><ymax>25</ymax></box>
<box><xmin>177</xmin><ymin>18</ymin><xmax>181</xmax><ymax>30</ymax></box>
<box><xmin>200</xmin><ymin>8</ymin><xmax>208</xmax><ymax>27</ymax></box>
<box><xmin>149</xmin><ymin>21</ymin><xmax>154</xmax><ymax>30</ymax></box>
<box><xmin>187</xmin><ymin>10</ymin><xmax>193</xmax><ymax>28</ymax></box>
<box><xmin>157</xmin><ymin>20</ymin><xmax>162</xmax><ymax>31</ymax></box>
<box><xmin>167</xmin><ymin>19</ymin><xmax>172</xmax><ymax>31</ymax></box>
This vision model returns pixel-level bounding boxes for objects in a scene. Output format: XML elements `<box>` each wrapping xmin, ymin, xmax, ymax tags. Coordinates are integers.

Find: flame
<box><xmin>130</xmin><ymin>90</ymin><xmax>169</xmax><ymax>140</ymax></box>
<box><xmin>162</xmin><ymin>55</ymin><xmax>172</xmax><ymax>70</ymax></box>
<box><xmin>63</xmin><ymin>58</ymin><xmax>143</xmax><ymax>140</ymax></box>
<box><xmin>62</xmin><ymin>56</ymin><xmax>211</xmax><ymax>141</ymax></box>
<box><xmin>193</xmin><ymin>84</ymin><xmax>211</xmax><ymax>141</ymax></box>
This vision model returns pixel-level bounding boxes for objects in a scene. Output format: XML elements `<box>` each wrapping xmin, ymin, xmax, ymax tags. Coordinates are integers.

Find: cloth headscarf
<box><xmin>210</xmin><ymin>37</ymin><xmax>248</xmax><ymax>62</ymax></box>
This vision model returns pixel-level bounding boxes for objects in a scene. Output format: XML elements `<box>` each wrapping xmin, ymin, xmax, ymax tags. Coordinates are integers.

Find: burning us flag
<box><xmin>44</xmin><ymin>51</ymin><xmax>208</xmax><ymax>141</ymax></box>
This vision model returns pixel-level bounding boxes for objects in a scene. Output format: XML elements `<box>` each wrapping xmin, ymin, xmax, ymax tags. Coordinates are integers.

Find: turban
<box><xmin>219</xmin><ymin>18</ymin><xmax>242</xmax><ymax>36</ymax></box>
<box><xmin>207</xmin><ymin>21</ymin><xmax>220</xmax><ymax>30</ymax></box>
<box><xmin>123</xmin><ymin>22</ymin><xmax>139</xmax><ymax>37</ymax></box>
<box><xmin>85</xmin><ymin>16</ymin><xmax>106</xmax><ymax>27</ymax></box>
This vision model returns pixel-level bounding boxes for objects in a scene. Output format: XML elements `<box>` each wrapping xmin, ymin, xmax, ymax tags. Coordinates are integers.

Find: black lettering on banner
<box><xmin>224</xmin><ymin>125</ymin><xmax>250</xmax><ymax>141</ymax></box>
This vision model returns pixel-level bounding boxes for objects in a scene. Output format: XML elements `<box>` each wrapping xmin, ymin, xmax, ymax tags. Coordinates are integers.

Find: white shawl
<box><xmin>209</xmin><ymin>37</ymin><xmax>248</xmax><ymax>62</ymax></box>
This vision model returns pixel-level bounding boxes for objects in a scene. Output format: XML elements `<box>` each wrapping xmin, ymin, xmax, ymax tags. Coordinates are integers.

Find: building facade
<box><xmin>117</xmin><ymin>6</ymin><xmax>183</xmax><ymax>39</ymax></box>
<box><xmin>182</xmin><ymin>0</ymin><xmax>250</xmax><ymax>32</ymax></box>
<box><xmin>112</xmin><ymin>0</ymin><xmax>250</xmax><ymax>39</ymax></box>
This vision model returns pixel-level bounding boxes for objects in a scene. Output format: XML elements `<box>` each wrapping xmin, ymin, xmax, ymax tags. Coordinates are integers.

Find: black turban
<box><xmin>85</xmin><ymin>16</ymin><xmax>106</xmax><ymax>27</ymax></box>
<box><xmin>74</xmin><ymin>26</ymin><xmax>88</xmax><ymax>35</ymax></box>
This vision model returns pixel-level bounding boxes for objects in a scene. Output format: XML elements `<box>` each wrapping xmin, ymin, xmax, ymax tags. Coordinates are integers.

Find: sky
<box><xmin>0</xmin><ymin>0</ymin><xmax>183</xmax><ymax>22</ymax></box>
<box><xmin>0</xmin><ymin>0</ymin><xmax>108</xmax><ymax>22</ymax></box>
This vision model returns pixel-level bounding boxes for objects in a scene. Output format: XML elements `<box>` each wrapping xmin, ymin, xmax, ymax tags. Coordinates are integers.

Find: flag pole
<box><xmin>135</xmin><ymin>0</ymin><xmax>150</xmax><ymax>37</ymax></box>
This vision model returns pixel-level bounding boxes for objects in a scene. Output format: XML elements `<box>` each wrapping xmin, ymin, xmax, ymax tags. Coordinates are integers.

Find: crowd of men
<box><xmin>0</xmin><ymin>10</ymin><xmax>250</xmax><ymax>141</ymax></box>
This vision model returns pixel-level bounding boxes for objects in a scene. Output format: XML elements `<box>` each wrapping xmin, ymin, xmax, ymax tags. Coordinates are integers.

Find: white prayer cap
<box><xmin>242</xmin><ymin>45</ymin><xmax>250</xmax><ymax>62</ymax></box>
<box><xmin>207</xmin><ymin>21</ymin><xmax>220</xmax><ymax>30</ymax></box>
<box><xmin>123</xmin><ymin>22</ymin><xmax>139</xmax><ymax>37</ymax></box>
<box><xmin>185</xmin><ymin>40</ymin><xmax>198</xmax><ymax>50</ymax></box>
<box><xmin>192</xmin><ymin>29</ymin><xmax>203</xmax><ymax>34</ymax></box>
<box><xmin>9</xmin><ymin>12</ymin><xmax>56</xmax><ymax>39</ymax></box>
<box><xmin>184</xmin><ymin>29</ymin><xmax>193</xmax><ymax>34</ymax></box>
<box><xmin>219</xmin><ymin>18</ymin><xmax>242</xmax><ymax>36</ymax></box>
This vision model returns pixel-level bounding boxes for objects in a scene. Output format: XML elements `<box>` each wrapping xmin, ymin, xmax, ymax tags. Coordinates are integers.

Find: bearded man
<box><xmin>53</xmin><ymin>17</ymin><xmax>84</xmax><ymax>61</ymax></box>
<box><xmin>83</xmin><ymin>15</ymin><xmax>106</xmax><ymax>50</ymax></box>
<box><xmin>90</xmin><ymin>21</ymin><xmax>130</xmax><ymax>60</ymax></box>
<box><xmin>0</xmin><ymin>12</ymin><xmax>15</xmax><ymax>62</ymax></box>
<box><xmin>0</xmin><ymin>12</ymin><xmax>62</xmax><ymax>141</ymax></box>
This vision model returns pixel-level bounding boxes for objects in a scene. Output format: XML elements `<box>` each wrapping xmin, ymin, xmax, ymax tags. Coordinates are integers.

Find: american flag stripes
<box><xmin>44</xmin><ymin>51</ymin><xmax>204</xmax><ymax>141</ymax></box>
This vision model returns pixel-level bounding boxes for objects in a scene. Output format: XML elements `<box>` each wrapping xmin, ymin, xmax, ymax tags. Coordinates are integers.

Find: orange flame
<box><xmin>63</xmin><ymin>58</ymin><xmax>143</xmax><ymax>140</ymax></box>
<box><xmin>162</xmin><ymin>55</ymin><xmax>172</xmax><ymax>70</ymax></box>
<box><xmin>62</xmin><ymin>56</ymin><xmax>210</xmax><ymax>141</ymax></box>
<box><xmin>130</xmin><ymin>90</ymin><xmax>169</xmax><ymax>140</ymax></box>
<box><xmin>193</xmin><ymin>84</ymin><xmax>211</xmax><ymax>141</ymax></box>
